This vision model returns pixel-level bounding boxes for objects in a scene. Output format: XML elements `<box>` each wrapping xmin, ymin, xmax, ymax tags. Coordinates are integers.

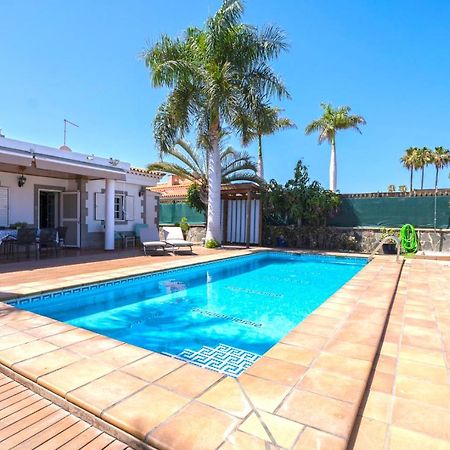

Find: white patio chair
<box><xmin>139</xmin><ymin>226</ymin><xmax>167</xmax><ymax>255</ymax></box>
<box><xmin>162</xmin><ymin>226</ymin><xmax>194</xmax><ymax>253</ymax></box>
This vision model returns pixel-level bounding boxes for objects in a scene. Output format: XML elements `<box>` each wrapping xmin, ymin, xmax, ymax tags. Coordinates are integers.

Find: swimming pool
<box><xmin>11</xmin><ymin>252</ymin><xmax>367</xmax><ymax>376</ymax></box>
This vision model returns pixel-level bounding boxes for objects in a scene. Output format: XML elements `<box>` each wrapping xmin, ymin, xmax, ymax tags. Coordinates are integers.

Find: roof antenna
<box><xmin>60</xmin><ymin>118</ymin><xmax>79</xmax><ymax>151</ymax></box>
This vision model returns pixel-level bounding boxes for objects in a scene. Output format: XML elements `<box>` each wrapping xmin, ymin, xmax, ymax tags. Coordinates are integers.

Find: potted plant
<box><xmin>380</xmin><ymin>227</ymin><xmax>398</xmax><ymax>254</ymax></box>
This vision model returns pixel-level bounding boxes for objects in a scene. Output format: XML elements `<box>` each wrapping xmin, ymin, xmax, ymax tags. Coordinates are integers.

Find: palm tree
<box><xmin>243</xmin><ymin>104</ymin><xmax>295</xmax><ymax>179</ymax></box>
<box><xmin>305</xmin><ymin>103</ymin><xmax>366</xmax><ymax>192</ymax></box>
<box><xmin>401</xmin><ymin>147</ymin><xmax>418</xmax><ymax>192</ymax></box>
<box><xmin>143</xmin><ymin>0</ymin><xmax>289</xmax><ymax>242</ymax></box>
<box><xmin>148</xmin><ymin>138</ymin><xmax>259</xmax><ymax>209</ymax></box>
<box><xmin>431</xmin><ymin>146</ymin><xmax>450</xmax><ymax>231</ymax></box>
<box><xmin>415</xmin><ymin>147</ymin><xmax>433</xmax><ymax>189</ymax></box>
<box><xmin>432</xmin><ymin>146</ymin><xmax>450</xmax><ymax>190</ymax></box>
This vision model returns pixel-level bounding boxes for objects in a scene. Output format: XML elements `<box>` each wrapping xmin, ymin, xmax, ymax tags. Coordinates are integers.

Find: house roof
<box><xmin>150</xmin><ymin>177</ymin><xmax>259</xmax><ymax>200</ymax></box>
<box><xmin>0</xmin><ymin>136</ymin><xmax>164</xmax><ymax>185</ymax></box>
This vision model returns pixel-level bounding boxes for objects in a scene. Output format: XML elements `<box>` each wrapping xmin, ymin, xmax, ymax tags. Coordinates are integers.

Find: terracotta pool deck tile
<box><xmin>392</xmin><ymin>397</ymin><xmax>450</xmax><ymax>442</ymax></box>
<box><xmin>245</xmin><ymin>356</ymin><xmax>307</xmax><ymax>386</ymax></box>
<box><xmin>0</xmin><ymin>331</ymin><xmax>38</xmax><ymax>351</ymax></box>
<box><xmin>13</xmin><ymin>348</ymin><xmax>82</xmax><ymax>381</ymax></box>
<box><xmin>370</xmin><ymin>370</ymin><xmax>395</xmax><ymax>394</ymax></box>
<box><xmin>281</xmin><ymin>330</ymin><xmax>328</xmax><ymax>350</ymax></box>
<box><xmin>312</xmin><ymin>352</ymin><xmax>373</xmax><ymax>381</ymax></box>
<box><xmin>0</xmin><ymin>340</ymin><xmax>58</xmax><ymax>367</ymax></box>
<box><xmin>399</xmin><ymin>344</ymin><xmax>447</xmax><ymax>367</ymax></box>
<box><xmin>148</xmin><ymin>401</ymin><xmax>238</xmax><ymax>450</ymax></box>
<box><xmin>394</xmin><ymin>375</ymin><xmax>450</xmax><ymax>408</ymax></box>
<box><xmin>325</xmin><ymin>340</ymin><xmax>375</xmax><ymax>362</ymax></box>
<box><xmin>0</xmin><ymin>324</ymin><xmax>21</xmax><ymax>338</ymax></box>
<box><xmin>313</xmin><ymin>306</ymin><xmax>348</xmax><ymax>320</ymax></box>
<box><xmin>26</xmin><ymin>322</ymin><xmax>74</xmax><ymax>339</ymax></box>
<box><xmin>388</xmin><ymin>426</ymin><xmax>450</xmax><ymax>450</ymax></box>
<box><xmin>298</xmin><ymin>368</ymin><xmax>365</xmax><ymax>404</ymax></box>
<box><xmin>396</xmin><ymin>360</ymin><xmax>449</xmax><ymax>385</ymax></box>
<box><xmin>156</xmin><ymin>364</ymin><xmax>223</xmax><ymax>398</ymax></box>
<box><xmin>220</xmin><ymin>430</ymin><xmax>270</xmax><ymax>450</ymax></box>
<box><xmin>293</xmin><ymin>321</ymin><xmax>337</xmax><ymax>338</ymax></box>
<box><xmin>65</xmin><ymin>334</ymin><xmax>124</xmax><ymax>356</ymax></box>
<box><xmin>375</xmin><ymin>354</ymin><xmax>397</xmax><ymax>375</ymax></box>
<box><xmin>198</xmin><ymin>377</ymin><xmax>251</xmax><ymax>418</ymax></box>
<box><xmin>362</xmin><ymin>390</ymin><xmax>393</xmax><ymax>423</ymax></box>
<box><xmin>264</xmin><ymin>342</ymin><xmax>316</xmax><ymax>366</ymax></box>
<box><xmin>352</xmin><ymin>416</ymin><xmax>387</xmax><ymax>450</ymax></box>
<box><xmin>66</xmin><ymin>370</ymin><xmax>148</xmax><ymax>416</ymax></box>
<box><xmin>120</xmin><ymin>353</ymin><xmax>184</xmax><ymax>383</ymax></box>
<box><xmin>6</xmin><ymin>315</ymin><xmax>54</xmax><ymax>331</ymax></box>
<box><xmin>334</xmin><ymin>327</ymin><xmax>380</xmax><ymax>347</ymax></box>
<box><xmin>94</xmin><ymin>343</ymin><xmax>150</xmax><ymax>368</ymax></box>
<box><xmin>278</xmin><ymin>389</ymin><xmax>356</xmax><ymax>438</ymax></box>
<box><xmin>238</xmin><ymin>373</ymin><xmax>291</xmax><ymax>412</ymax></box>
<box><xmin>302</xmin><ymin>313</ymin><xmax>343</xmax><ymax>329</ymax></box>
<box><xmin>43</xmin><ymin>327</ymin><xmax>96</xmax><ymax>347</ymax></box>
<box><xmin>238</xmin><ymin>410</ymin><xmax>303</xmax><ymax>448</ymax></box>
<box><xmin>38</xmin><ymin>358</ymin><xmax>116</xmax><ymax>397</ymax></box>
<box><xmin>102</xmin><ymin>384</ymin><xmax>189</xmax><ymax>441</ymax></box>
<box><xmin>293</xmin><ymin>426</ymin><xmax>347</xmax><ymax>450</ymax></box>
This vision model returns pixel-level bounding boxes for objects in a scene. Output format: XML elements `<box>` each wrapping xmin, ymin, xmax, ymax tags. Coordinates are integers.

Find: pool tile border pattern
<box><xmin>0</xmin><ymin>250</ymin><xmax>403</xmax><ymax>449</ymax></box>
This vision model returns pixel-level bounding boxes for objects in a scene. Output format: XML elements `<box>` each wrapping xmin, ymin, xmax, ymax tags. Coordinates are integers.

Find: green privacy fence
<box><xmin>160</xmin><ymin>202</ymin><xmax>206</xmax><ymax>225</ymax></box>
<box><xmin>329</xmin><ymin>195</ymin><xmax>450</xmax><ymax>228</ymax></box>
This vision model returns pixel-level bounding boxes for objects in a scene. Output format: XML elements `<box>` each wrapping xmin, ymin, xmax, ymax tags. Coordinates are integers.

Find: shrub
<box><xmin>205</xmin><ymin>239</ymin><xmax>220</xmax><ymax>248</ymax></box>
<box><xmin>179</xmin><ymin>217</ymin><xmax>190</xmax><ymax>238</ymax></box>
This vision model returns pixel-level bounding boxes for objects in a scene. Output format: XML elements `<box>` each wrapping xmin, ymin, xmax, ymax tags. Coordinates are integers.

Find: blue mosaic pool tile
<box><xmin>172</xmin><ymin>343</ymin><xmax>260</xmax><ymax>377</ymax></box>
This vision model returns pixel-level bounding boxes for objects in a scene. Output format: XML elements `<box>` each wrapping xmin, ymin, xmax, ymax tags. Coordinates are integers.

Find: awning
<box><xmin>34</xmin><ymin>155</ymin><xmax>127</xmax><ymax>180</ymax></box>
<box><xmin>0</xmin><ymin>147</ymin><xmax>33</xmax><ymax>167</ymax></box>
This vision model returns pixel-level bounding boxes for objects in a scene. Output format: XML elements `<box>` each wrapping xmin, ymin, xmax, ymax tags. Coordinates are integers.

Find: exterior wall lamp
<box><xmin>17</xmin><ymin>174</ymin><xmax>27</xmax><ymax>187</ymax></box>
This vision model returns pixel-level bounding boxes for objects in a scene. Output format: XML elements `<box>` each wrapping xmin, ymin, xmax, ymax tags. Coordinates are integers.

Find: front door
<box><xmin>61</xmin><ymin>191</ymin><xmax>80</xmax><ymax>247</ymax></box>
<box><xmin>39</xmin><ymin>191</ymin><xmax>60</xmax><ymax>229</ymax></box>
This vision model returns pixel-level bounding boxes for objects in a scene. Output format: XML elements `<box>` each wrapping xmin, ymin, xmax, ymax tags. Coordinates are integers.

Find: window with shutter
<box><xmin>0</xmin><ymin>187</ymin><xmax>8</xmax><ymax>227</ymax></box>
<box><xmin>125</xmin><ymin>196</ymin><xmax>135</xmax><ymax>221</ymax></box>
<box><xmin>95</xmin><ymin>192</ymin><xmax>105</xmax><ymax>221</ymax></box>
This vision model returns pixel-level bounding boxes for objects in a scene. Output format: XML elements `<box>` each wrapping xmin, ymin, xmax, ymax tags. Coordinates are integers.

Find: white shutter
<box><xmin>125</xmin><ymin>195</ymin><xmax>135</xmax><ymax>221</ymax></box>
<box><xmin>0</xmin><ymin>187</ymin><xmax>8</xmax><ymax>227</ymax></box>
<box><xmin>95</xmin><ymin>192</ymin><xmax>105</xmax><ymax>221</ymax></box>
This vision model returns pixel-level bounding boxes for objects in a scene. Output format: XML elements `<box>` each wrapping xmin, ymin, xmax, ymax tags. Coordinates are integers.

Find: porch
<box><xmin>0</xmin><ymin>137</ymin><xmax>162</xmax><ymax>252</ymax></box>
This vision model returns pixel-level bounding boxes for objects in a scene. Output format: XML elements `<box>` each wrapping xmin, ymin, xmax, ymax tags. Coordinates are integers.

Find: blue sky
<box><xmin>1</xmin><ymin>0</ymin><xmax>449</xmax><ymax>192</ymax></box>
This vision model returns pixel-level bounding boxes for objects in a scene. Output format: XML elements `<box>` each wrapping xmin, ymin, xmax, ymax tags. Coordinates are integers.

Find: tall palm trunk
<box><xmin>434</xmin><ymin>167</ymin><xmax>439</xmax><ymax>231</ymax></box>
<box><xmin>421</xmin><ymin>168</ymin><xmax>424</xmax><ymax>190</ymax></box>
<box><xmin>329</xmin><ymin>135</ymin><xmax>337</xmax><ymax>192</ymax></box>
<box><xmin>257</xmin><ymin>134</ymin><xmax>264</xmax><ymax>179</ymax></box>
<box><xmin>206</xmin><ymin>123</ymin><xmax>222</xmax><ymax>243</ymax></box>
<box><xmin>409</xmin><ymin>168</ymin><xmax>413</xmax><ymax>193</ymax></box>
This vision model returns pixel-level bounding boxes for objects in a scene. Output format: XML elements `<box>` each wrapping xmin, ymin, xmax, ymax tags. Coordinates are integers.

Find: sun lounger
<box><xmin>162</xmin><ymin>227</ymin><xmax>194</xmax><ymax>253</ymax></box>
<box><xmin>139</xmin><ymin>227</ymin><xmax>167</xmax><ymax>255</ymax></box>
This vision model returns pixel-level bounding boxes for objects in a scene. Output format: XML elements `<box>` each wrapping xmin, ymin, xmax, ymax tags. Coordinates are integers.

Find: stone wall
<box><xmin>263</xmin><ymin>226</ymin><xmax>450</xmax><ymax>253</ymax></box>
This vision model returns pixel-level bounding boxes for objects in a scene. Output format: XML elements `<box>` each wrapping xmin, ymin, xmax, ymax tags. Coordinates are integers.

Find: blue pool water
<box><xmin>12</xmin><ymin>252</ymin><xmax>366</xmax><ymax>376</ymax></box>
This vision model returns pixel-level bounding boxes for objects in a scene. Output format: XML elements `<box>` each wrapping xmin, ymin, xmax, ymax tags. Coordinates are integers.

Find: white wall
<box><xmin>145</xmin><ymin>191</ymin><xmax>159</xmax><ymax>226</ymax></box>
<box><xmin>0</xmin><ymin>171</ymin><xmax>74</xmax><ymax>226</ymax></box>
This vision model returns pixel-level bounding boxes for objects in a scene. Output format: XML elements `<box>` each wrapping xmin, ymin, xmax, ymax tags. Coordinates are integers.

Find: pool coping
<box><xmin>0</xmin><ymin>250</ymin><xmax>403</xmax><ymax>449</ymax></box>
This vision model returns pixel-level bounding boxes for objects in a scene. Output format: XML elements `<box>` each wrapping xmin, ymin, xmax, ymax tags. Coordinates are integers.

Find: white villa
<box><xmin>0</xmin><ymin>136</ymin><xmax>163</xmax><ymax>250</ymax></box>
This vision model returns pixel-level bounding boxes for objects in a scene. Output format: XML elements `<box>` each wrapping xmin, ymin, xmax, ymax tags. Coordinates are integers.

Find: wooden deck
<box><xmin>0</xmin><ymin>372</ymin><xmax>130</xmax><ymax>449</ymax></box>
